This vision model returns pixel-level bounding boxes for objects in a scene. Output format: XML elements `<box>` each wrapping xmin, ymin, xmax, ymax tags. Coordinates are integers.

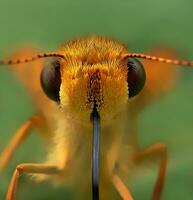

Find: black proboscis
<box><xmin>91</xmin><ymin>106</ymin><xmax>100</xmax><ymax>200</ymax></box>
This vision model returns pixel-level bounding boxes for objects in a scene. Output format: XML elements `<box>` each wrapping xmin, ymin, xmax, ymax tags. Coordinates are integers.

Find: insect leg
<box><xmin>6</xmin><ymin>163</ymin><xmax>61</xmax><ymax>200</ymax></box>
<box><xmin>134</xmin><ymin>143</ymin><xmax>167</xmax><ymax>200</ymax></box>
<box><xmin>112</xmin><ymin>174</ymin><xmax>134</xmax><ymax>200</ymax></box>
<box><xmin>0</xmin><ymin>115</ymin><xmax>47</xmax><ymax>172</ymax></box>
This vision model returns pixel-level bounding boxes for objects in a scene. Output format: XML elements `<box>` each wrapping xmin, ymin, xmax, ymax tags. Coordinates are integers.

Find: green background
<box><xmin>0</xmin><ymin>0</ymin><xmax>193</xmax><ymax>199</ymax></box>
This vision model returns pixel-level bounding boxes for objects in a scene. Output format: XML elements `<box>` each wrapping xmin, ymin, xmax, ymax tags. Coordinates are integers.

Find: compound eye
<box><xmin>40</xmin><ymin>59</ymin><xmax>61</xmax><ymax>101</ymax></box>
<box><xmin>127</xmin><ymin>58</ymin><xmax>146</xmax><ymax>98</ymax></box>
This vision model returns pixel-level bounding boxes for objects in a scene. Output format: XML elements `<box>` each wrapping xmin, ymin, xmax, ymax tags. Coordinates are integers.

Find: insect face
<box><xmin>38</xmin><ymin>37</ymin><xmax>146</xmax><ymax>124</ymax></box>
<box><xmin>58</xmin><ymin>60</ymin><xmax>129</xmax><ymax>124</ymax></box>
<box><xmin>40</xmin><ymin>52</ymin><xmax>146</xmax><ymax>125</ymax></box>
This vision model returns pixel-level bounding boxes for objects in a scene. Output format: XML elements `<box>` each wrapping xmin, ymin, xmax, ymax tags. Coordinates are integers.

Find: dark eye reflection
<box><xmin>126</xmin><ymin>58</ymin><xmax>146</xmax><ymax>98</ymax></box>
<box><xmin>40</xmin><ymin>59</ymin><xmax>61</xmax><ymax>101</ymax></box>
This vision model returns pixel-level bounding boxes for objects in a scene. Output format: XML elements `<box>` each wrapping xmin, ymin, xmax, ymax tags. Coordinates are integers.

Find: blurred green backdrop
<box><xmin>0</xmin><ymin>0</ymin><xmax>193</xmax><ymax>200</ymax></box>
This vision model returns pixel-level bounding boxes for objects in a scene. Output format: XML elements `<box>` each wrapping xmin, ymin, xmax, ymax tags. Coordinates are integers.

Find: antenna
<box><xmin>0</xmin><ymin>52</ymin><xmax>65</xmax><ymax>65</ymax></box>
<box><xmin>124</xmin><ymin>53</ymin><xmax>193</xmax><ymax>67</ymax></box>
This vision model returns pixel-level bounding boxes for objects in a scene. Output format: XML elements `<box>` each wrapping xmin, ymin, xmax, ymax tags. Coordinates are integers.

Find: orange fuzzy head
<box><xmin>59</xmin><ymin>60</ymin><xmax>128</xmax><ymax>123</ymax></box>
<box><xmin>57</xmin><ymin>36</ymin><xmax>129</xmax><ymax>123</ymax></box>
<box><xmin>39</xmin><ymin>36</ymin><xmax>148</xmax><ymax>124</ymax></box>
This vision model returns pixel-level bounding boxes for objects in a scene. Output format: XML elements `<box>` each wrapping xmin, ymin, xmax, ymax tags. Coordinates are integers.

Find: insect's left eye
<box><xmin>40</xmin><ymin>59</ymin><xmax>61</xmax><ymax>101</ymax></box>
<box><xmin>127</xmin><ymin>58</ymin><xmax>146</xmax><ymax>98</ymax></box>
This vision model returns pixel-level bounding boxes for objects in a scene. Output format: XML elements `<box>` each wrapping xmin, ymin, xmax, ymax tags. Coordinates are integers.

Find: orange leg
<box><xmin>6</xmin><ymin>163</ymin><xmax>61</xmax><ymax>200</ymax></box>
<box><xmin>0</xmin><ymin>115</ymin><xmax>45</xmax><ymax>172</ymax></box>
<box><xmin>134</xmin><ymin>143</ymin><xmax>167</xmax><ymax>200</ymax></box>
<box><xmin>112</xmin><ymin>175</ymin><xmax>134</xmax><ymax>200</ymax></box>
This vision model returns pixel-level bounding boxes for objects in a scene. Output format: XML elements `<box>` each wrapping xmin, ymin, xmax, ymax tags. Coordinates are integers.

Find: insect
<box><xmin>0</xmin><ymin>36</ymin><xmax>193</xmax><ymax>200</ymax></box>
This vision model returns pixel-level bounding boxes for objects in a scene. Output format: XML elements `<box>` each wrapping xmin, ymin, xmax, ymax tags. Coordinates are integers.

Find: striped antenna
<box><xmin>124</xmin><ymin>53</ymin><xmax>193</xmax><ymax>67</ymax></box>
<box><xmin>1</xmin><ymin>51</ymin><xmax>193</xmax><ymax>67</ymax></box>
<box><xmin>0</xmin><ymin>52</ymin><xmax>65</xmax><ymax>65</ymax></box>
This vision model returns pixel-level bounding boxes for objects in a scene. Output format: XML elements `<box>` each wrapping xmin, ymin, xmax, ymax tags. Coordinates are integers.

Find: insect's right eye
<box><xmin>127</xmin><ymin>58</ymin><xmax>146</xmax><ymax>98</ymax></box>
<box><xmin>40</xmin><ymin>59</ymin><xmax>61</xmax><ymax>101</ymax></box>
